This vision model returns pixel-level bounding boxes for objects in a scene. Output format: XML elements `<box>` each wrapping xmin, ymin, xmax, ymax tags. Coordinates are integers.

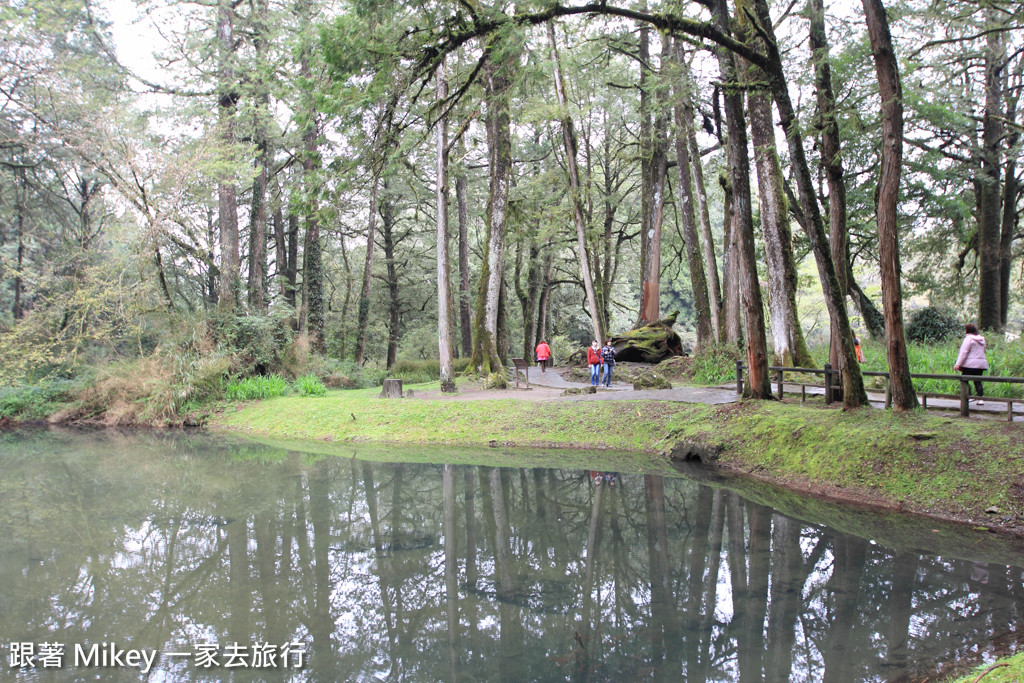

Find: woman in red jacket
<box><xmin>535</xmin><ymin>340</ymin><xmax>551</xmax><ymax>373</ymax></box>
<box><xmin>587</xmin><ymin>340</ymin><xmax>602</xmax><ymax>387</ymax></box>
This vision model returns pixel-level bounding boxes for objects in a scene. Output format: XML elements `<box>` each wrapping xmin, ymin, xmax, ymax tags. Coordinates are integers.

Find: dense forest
<box><xmin>1</xmin><ymin>0</ymin><xmax>1021</xmax><ymax>411</ymax></box>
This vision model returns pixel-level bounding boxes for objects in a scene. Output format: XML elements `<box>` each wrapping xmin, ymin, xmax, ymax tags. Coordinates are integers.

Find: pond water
<box><xmin>2</xmin><ymin>429</ymin><xmax>1024</xmax><ymax>682</ymax></box>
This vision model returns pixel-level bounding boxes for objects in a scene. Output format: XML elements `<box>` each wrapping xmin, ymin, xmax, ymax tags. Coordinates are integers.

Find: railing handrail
<box><xmin>733</xmin><ymin>360</ymin><xmax>1021</xmax><ymax>420</ymax></box>
<box><xmin>749</xmin><ymin>364</ymin><xmax>1024</xmax><ymax>384</ymax></box>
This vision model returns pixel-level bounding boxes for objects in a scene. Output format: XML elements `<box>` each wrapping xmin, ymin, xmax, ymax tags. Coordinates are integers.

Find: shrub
<box><xmin>906</xmin><ymin>307</ymin><xmax>961</xmax><ymax>344</ymax></box>
<box><xmin>0</xmin><ymin>381</ymin><xmax>77</xmax><ymax>420</ymax></box>
<box><xmin>224</xmin><ymin>375</ymin><xmax>288</xmax><ymax>401</ymax></box>
<box><xmin>294</xmin><ymin>374</ymin><xmax>327</xmax><ymax>397</ymax></box>
<box><xmin>691</xmin><ymin>343</ymin><xmax>743</xmax><ymax>385</ymax></box>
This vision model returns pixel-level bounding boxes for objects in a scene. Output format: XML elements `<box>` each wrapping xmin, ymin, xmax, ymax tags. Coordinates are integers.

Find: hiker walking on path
<box><xmin>587</xmin><ymin>340</ymin><xmax>602</xmax><ymax>387</ymax></box>
<box><xmin>600</xmin><ymin>340</ymin><xmax>617</xmax><ymax>387</ymax></box>
<box><xmin>535</xmin><ymin>340</ymin><xmax>551</xmax><ymax>373</ymax></box>
<box><xmin>954</xmin><ymin>323</ymin><xmax>988</xmax><ymax>405</ymax></box>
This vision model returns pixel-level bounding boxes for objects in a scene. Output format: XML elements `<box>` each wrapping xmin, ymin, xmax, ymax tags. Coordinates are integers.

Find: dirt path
<box><xmin>413</xmin><ymin>367</ymin><xmax>740</xmax><ymax>405</ymax></box>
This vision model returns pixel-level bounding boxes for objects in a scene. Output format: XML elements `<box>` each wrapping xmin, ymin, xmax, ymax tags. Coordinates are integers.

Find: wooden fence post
<box><xmin>884</xmin><ymin>376</ymin><xmax>892</xmax><ymax>410</ymax></box>
<box><xmin>776</xmin><ymin>368</ymin><xmax>784</xmax><ymax>400</ymax></box>
<box><xmin>736</xmin><ymin>360</ymin><xmax>744</xmax><ymax>395</ymax></box>
<box><xmin>960</xmin><ymin>379</ymin><xmax>969</xmax><ymax>417</ymax></box>
<box><xmin>824</xmin><ymin>363</ymin><xmax>833</xmax><ymax>405</ymax></box>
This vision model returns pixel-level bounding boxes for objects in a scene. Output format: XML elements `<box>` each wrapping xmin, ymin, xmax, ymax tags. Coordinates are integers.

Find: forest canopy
<box><xmin>0</xmin><ymin>0</ymin><xmax>1021</xmax><ymax>409</ymax></box>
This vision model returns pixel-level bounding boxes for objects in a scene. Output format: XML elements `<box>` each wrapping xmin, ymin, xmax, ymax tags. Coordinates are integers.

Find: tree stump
<box><xmin>380</xmin><ymin>378</ymin><xmax>403</xmax><ymax>398</ymax></box>
<box><xmin>610</xmin><ymin>311</ymin><xmax>685</xmax><ymax>363</ymax></box>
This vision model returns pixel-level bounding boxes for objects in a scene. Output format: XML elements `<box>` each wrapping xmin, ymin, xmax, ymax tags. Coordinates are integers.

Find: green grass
<box><xmin>947</xmin><ymin>652</ymin><xmax>1024</xmax><ymax>683</ymax></box>
<box><xmin>294</xmin><ymin>374</ymin><xmax>327</xmax><ymax>397</ymax></box>
<box><xmin>212</xmin><ymin>388</ymin><xmax>1024</xmax><ymax>526</ymax></box>
<box><xmin>224</xmin><ymin>375</ymin><xmax>289</xmax><ymax>401</ymax></box>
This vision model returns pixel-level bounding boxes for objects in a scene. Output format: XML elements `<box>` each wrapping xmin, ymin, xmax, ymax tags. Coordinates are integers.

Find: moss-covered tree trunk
<box><xmin>671</xmin><ymin>38</ymin><xmax>714</xmax><ymax>353</ymax></box>
<box><xmin>737</xmin><ymin>4</ymin><xmax>811</xmax><ymax>368</ymax></box>
<box><xmin>469</xmin><ymin>40</ymin><xmax>515</xmax><ymax>375</ymax></box>
<box><xmin>436</xmin><ymin>63</ymin><xmax>456</xmax><ymax>392</ymax></box>
<box><xmin>712</xmin><ymin>0</ymin><xmax>771</xmax><ymax>399</ymax></box>
<box><xmin>750</xmin><ymin>0</ymin><xmax>867</xmax><ymax>407</ymax></box>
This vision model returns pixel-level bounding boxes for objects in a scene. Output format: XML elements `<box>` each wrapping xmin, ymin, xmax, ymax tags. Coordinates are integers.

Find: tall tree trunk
<box><xmin>750</xmin><ymin>0</ymin><xmax>867</xmax><ymax>407</ymax></box>
<box><xmin>684</xmin><ymin>71</ymin><xmax>723</xmax><ymax>341</ymax></box>
<box><xmin>287</xmin><ymin>210</ymin><xmax>299</xmax><ymax>310</ymax></box>
<box><xmin>810</xmin><ymin>0</ymin><xmax>849</xmax><ymax>371</ymax></box>
<box><xmin>206</xmin><ymin>207</ymin><xmax>218</xmax><ymax>307</ymax></box>
<box><xmin>247</xmin><ymin>0</ymin><xmax>270</xmax><ymax>313</ymax></box>
<box><xmin>999</xmin><ymin>59</ymin><xmax>1023</xmax><ymax>329</ymax></box>
<box><xmin>720</xmin><ymin>172</ymin><xmax>742</xmax><ymax>345</ymax></box>
<box><xmin>978</xmin><ymin>7</ymin><xmax>1006</xmax><ymax>332</ymax></box>
<box><xmin>712</xmin><ymin>0</ymin><xmax>771</xmax><ymax>398</ymax></box>
<box><xmin>861</xmin><ymin>0</ymin><xmax>918</xmax><ymax>410</ymax></box>
<box><xmin>13</xmin><ymin>168</ymin><xmax>25</xmax><ymax>320</ymax></box>
<box><xmin>216</xmin><ymin>0</ymin><xmax>239</xmax><ymax>312</ymax></box>
<box><xmin>671</xmin><ymin>38</ymin><xmax>713</xmax><ymax>352</ymax></box>
<box><xmin>737</xmin><ymin>6</ymin><xmax>810</xmax><ymax>367</ymax></box>
<box><xmin>638</xmin><ymin>37</ymin><xmax>671</xmax><ymax>328</ymax></box>
<box><xmin>272</xmin><ymin>181</ymin><xmax>289</xmax><ymax>304</ymax></box>
<box><xmin>469</xmin><ymin>38</ymin><xmax>516</xmax><ymax>373</ymax></box>
<box><xmin>298</xmin><ymin>10</ymin><xmax>324</xmax><ymax>353</ymax></box>
<box><xmin>436</xmin><ymin>63</ymin><xmax>456</xmax><ymax>392</ymax></box>
<box><xmin>381</xmin><ymin>182</ymin><xmax>400</xmax><ymax>369</ymax></box>
<box><xmin>456</xmin><ymin>151</ymin><xmax>473</xmax><ymax>358</ymax></box>
<box><xmin>355</xmin><ymin>172</ymin><xmax>381</xmax><ymax>365</ymax></box>
<box><xmin>637</xmin><ymin>9</ymin><xmax>653</xmax><ymax>328</ymax></box>
<box><xmin>547</xmin><ymin>21</ymin><xmax>604</xmax><ymax>342</ymax></box>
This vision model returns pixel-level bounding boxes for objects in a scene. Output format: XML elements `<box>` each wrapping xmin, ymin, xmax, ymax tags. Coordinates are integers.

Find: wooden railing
<box><xmin>735</xmin><ymin>361</ymin><xmax>1024</xmax><ymax>421</ymax></box>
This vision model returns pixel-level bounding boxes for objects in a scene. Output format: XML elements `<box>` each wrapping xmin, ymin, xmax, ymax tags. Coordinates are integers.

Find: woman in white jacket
<box><xmin>954</xmin><ymin>323</ymin><xmax>989</xmax><ymax>404</ymax></box>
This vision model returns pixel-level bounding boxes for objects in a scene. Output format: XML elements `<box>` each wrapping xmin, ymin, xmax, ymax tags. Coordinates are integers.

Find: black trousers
<box><xmin>961</xmin><ymin>367</ymin><xmax>984</xmax><ymax>396</ymax></box>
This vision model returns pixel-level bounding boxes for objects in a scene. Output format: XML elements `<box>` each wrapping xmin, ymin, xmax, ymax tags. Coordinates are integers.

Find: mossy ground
<box><xmin>947</xmin><ymin>652</ymin><xmax>1024</xmax><ymax>683</ymax></box>
<box><xmin>213</xmin><ymin>383</ymin><xmax>1024</xmax><ymax>532</ymax></box>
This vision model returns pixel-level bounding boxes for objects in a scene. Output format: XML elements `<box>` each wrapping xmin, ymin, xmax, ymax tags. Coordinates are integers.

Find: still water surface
<box><xmin>2</xmin><ymin>429</ymin><xmax>1024</xmax><ymax>682</ymax></box>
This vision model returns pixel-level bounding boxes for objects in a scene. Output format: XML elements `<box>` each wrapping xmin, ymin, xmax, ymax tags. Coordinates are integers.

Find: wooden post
<box><xmin>921</xmin><ymin>394</ymin><xmax>927</xmax><ymax>410</ymax></box>
<box><xmin>824</xmin><ymin>363</ymin><xmax>833</xmax><ymax>405</ymax></box>
<box><xmin>884</xmin><ymin>376</ymin><xmax>892</xmax><ymax>410</ymax></box>
<box><xmin>776</xmin><ymin>369</ymin><xmax>784</xmax><ymax>400</ymax></box>
<box><xmin>380</xmin><ymin>378</ymin><xmax>403</xmax><ymax>398</ymax></box>
<box><xmin>801</xmin><ymin>385</ymin><xmax>806</xmax><ymax>403</ymax></box>
<box><xmin>1008</xmin><ymin>400</ymin><xmax>1014</xmax><ymax>423</ymax></box>
<box><xmin>736</xmin><ymin>360</ymin><xmax>744</xmax><ymax>395</ymax></box>
<box><xmin>960</xmin><ymin>379</ymin><xmax>969</xmax><ymax>417</ymax></box>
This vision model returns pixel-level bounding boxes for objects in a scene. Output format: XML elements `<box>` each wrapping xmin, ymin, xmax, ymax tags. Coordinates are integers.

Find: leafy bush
<box><xmin>691</xmin><ymin>344</ymin><xmax>743</xmax><ymax>385</ymax></box>
<box><xmin>0</xmin><ymin>381</ymin><xmax>77</xmax><ymax>419</ymax></box>
<box><xmin>224</xmin><ymin>375</ymin><xmax>288</xmax><ymax>401</ymax></box>
<box><xmin>905</xmin><ymin>307</ymin><xmax>961</xmax><ymax>344</ymax></box>
<box><xmin>294</xmin><ymin>374</ymin><xmax>327</xmax><ymax>397</ymax></box>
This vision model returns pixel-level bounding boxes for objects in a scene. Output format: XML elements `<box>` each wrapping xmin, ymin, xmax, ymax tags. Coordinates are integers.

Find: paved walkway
<box><xmin>513</xmin><ymin>368</ymin><xmax>1023</xmax><ymax>419</ymax></box>
<box><xmin>517</xmin><ymin>368</ymin><xmax>741</xmax><ymax>406</ymax></box>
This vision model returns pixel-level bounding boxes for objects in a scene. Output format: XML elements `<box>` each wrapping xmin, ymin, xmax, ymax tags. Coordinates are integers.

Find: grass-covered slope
<box><xmin>213</xmin><ymin>386</ymin><xmax>1024</xmax><ymax>532</ymax></box>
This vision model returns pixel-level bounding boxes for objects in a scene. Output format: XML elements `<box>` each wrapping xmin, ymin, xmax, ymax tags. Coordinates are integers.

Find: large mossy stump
<box><xmin>612</xmin><ymin>312</ymin><xmax>685</xmax><ymax>364</ymax></box>
<box><xmin>380</xmin><ymin>378</ymin><xmax>403</xmax><ymax>398</ymax></box>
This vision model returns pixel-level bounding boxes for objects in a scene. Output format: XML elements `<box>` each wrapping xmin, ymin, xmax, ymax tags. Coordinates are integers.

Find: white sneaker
<box><xmin>977</xmin><ymin>400</ymin><xmax>984</xmax><ymax>406</ymax></box>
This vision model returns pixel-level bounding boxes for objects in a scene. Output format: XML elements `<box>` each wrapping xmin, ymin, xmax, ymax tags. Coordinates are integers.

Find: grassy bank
<box><xmin>213</xmin><ymin>384</ymin><xmax>1024</xmax><ymax>532</ymax></box>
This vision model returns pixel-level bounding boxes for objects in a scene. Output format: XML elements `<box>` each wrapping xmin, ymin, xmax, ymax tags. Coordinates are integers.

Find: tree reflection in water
<box><xmin>1</xmin><ymin>429</ymin><xmax>1023</xmax><ymax>682</ymax></box>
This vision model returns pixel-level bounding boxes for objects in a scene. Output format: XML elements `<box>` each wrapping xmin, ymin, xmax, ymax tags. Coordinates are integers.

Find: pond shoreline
<box><xmin>6</xmin><ymin>381</ymin><xmax>1022</xmax><ymax>538</ymax></box>
<box><xmin>202</xmin><ymin>385</ymin><xmax>1024</xmax><ymax>540</ymax></box>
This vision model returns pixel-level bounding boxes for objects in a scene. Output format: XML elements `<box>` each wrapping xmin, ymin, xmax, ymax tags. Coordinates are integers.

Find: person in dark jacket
<box><xmin>954</xmin><ymin>323</ymin><xmax>989</xmax><ymax>404</ymax></box>
<box><xmin>600</xmin><ymin>340</ymin><xmax>617</xmax><ymax>387</ymax></box>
